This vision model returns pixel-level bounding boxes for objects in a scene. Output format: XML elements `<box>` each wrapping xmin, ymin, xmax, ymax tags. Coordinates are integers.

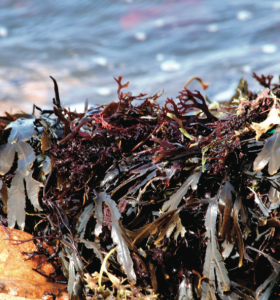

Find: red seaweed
<box><xmin>1</xmin><ymin>73</ymin><xmax>280</xmax><ymax>299</ymax></box>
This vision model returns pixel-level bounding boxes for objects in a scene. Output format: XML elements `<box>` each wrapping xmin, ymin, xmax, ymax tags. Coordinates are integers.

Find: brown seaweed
<box><xmin>1</xmin><ymin>72</ymin><xmax>280</xmax><ymax>299</ymax></box>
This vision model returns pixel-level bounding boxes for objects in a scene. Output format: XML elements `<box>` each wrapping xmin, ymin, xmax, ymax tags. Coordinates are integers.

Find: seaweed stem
<box><xmin>57</xmin><ymin>116</ymin><xmax>92</xmax><ymax>145</ymax></box>
<box><xmin>50</xmin><ymin>76</ymin><xmax>62</xmax><ymax>109</ymax></box>
<box><xmin>132</xmin><ymin>125</ymin><xmax>158</xmax><ymax>152</ymax></box>
<box><xmin>183</xmin><ymin>76</ymin><xmax>209</xmax><ymax>90</ymax></box>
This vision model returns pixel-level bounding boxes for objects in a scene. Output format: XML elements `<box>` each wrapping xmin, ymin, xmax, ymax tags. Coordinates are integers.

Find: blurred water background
<box><xmin>1</xmin><ymin>0</ymin><xmax>280</xmax><ymax>113</ymax></box>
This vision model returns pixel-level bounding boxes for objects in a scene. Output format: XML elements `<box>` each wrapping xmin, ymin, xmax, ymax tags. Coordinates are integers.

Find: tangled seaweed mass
<box><xmin>1</xmin><ymin>73</ymin><xmax>280</xmax><ymax>299</ymax></box>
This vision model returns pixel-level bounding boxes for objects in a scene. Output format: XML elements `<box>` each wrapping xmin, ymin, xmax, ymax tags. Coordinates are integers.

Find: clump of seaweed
<box><xmin>1</xmin><ymin>73</ymin><xmax>280</xmax><ymax>299</ymax></box>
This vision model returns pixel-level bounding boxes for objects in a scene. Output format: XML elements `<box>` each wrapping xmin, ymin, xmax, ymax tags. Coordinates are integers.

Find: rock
<box><xmin>0</xmin><ymin>227</ymin><xmax>69</xmax><ymax>300</ymax></box>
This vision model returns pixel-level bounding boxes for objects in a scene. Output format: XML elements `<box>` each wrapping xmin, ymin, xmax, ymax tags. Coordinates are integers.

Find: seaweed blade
<box><xmin>0</xmin><ymin>142</ymin><xmax>43</xmax><ymax>229</ymax></box>
<box><xmin>97</xmin><ymin>193</ymin><xmax>136</xmax><ymax>284</ymax></box>
<box><xmin>5</xmin><ymin>118</ymin><xmax>37</xmax><ymax>143</ymax></box>
<box><xmin>7</xmin><ymin>172</ymin><xmax>26</xmax><ymax>229</ymax></box>
<box><xmin>202</xmin><ymin>197</ymin><xmax>230</xmax><ymax>300</ymax></box>
<box><xmin>254</xmin><ymin>129</ymin><xmax>280</xmax><ymax>175</ymax></box>
<box><xmin>177</xmin><ymin>278</ymin><xmax>193</xmax><ymax>300</ymax></box>
<box><xmin>162</xmin><ymin>167</ymin><xmax>202</xmax><ymax>212</ymax></box>
<box><xmin>247</xmin><ymin>246</ymin><xmax>280</xmax><ymax>300</ymax></box>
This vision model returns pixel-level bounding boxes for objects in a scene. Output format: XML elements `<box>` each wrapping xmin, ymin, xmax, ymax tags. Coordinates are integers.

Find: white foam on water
<box><xmin>272</xmin><ymin>1</ymin><xmax>280</xmax><ymax>10</ymax></box>
<box><xmin>160</xmin><ymin>60</ymin><xmax>181</xmax><ymax>72</ymax></box>
<box><xmin>68</xmin><ymin>103</ymin><xmax>87</xmax><ymax>113</ymax></box>
<box><xmin>97</xmin><ymin>87</ymin><xmax>111</xmax><ymax>96</ymax></box>
<box><xmin>242</xmin><ymin>65</ymin><xmax>252</xmax><ymax>73</ymax></box>
<box><xmin>154</xmin><ymin>19</ymin><xmax>165</xmax><ymax>27</ymax></box>
<box><xmin>94</xmin><ymin>57</ymin><xmax>108</xmax><ymax>66</ymax></box>
<box><xmin>262</xmin><ymin>44</ymin><xmax>277</xmax><ymax>53</ymax></box>
<box><xmin>207</xmin><ymin>24</ymin><xmax>218</xmax><ymax>32</ymax></box>
<box><xmin>134</xmin><ymin>32</ymin><xmax>147</xmax><ymax>41</ymax></box>
<box><xmin>236</xmin><ymin>11</ymin><xmax>253</xmax><ymax>21</ymax></box>
<box><xmin>0</xmin><ymin>26</ymin><xmax>8</xmax><ymax>38</ymax></box>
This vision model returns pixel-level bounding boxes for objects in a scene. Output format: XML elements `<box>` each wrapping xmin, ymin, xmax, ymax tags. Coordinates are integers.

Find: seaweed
<box><xmin>1</xmin><ymin>72</ymin><xmax>280</xmax><ymax>299</ymax></box>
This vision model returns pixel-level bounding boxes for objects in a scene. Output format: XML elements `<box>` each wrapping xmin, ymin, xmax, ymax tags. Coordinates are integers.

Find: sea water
<box><xmin>0</xmin><ymin>0</ymin><xmax>280</xmax><ymax>113</ymax></box>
